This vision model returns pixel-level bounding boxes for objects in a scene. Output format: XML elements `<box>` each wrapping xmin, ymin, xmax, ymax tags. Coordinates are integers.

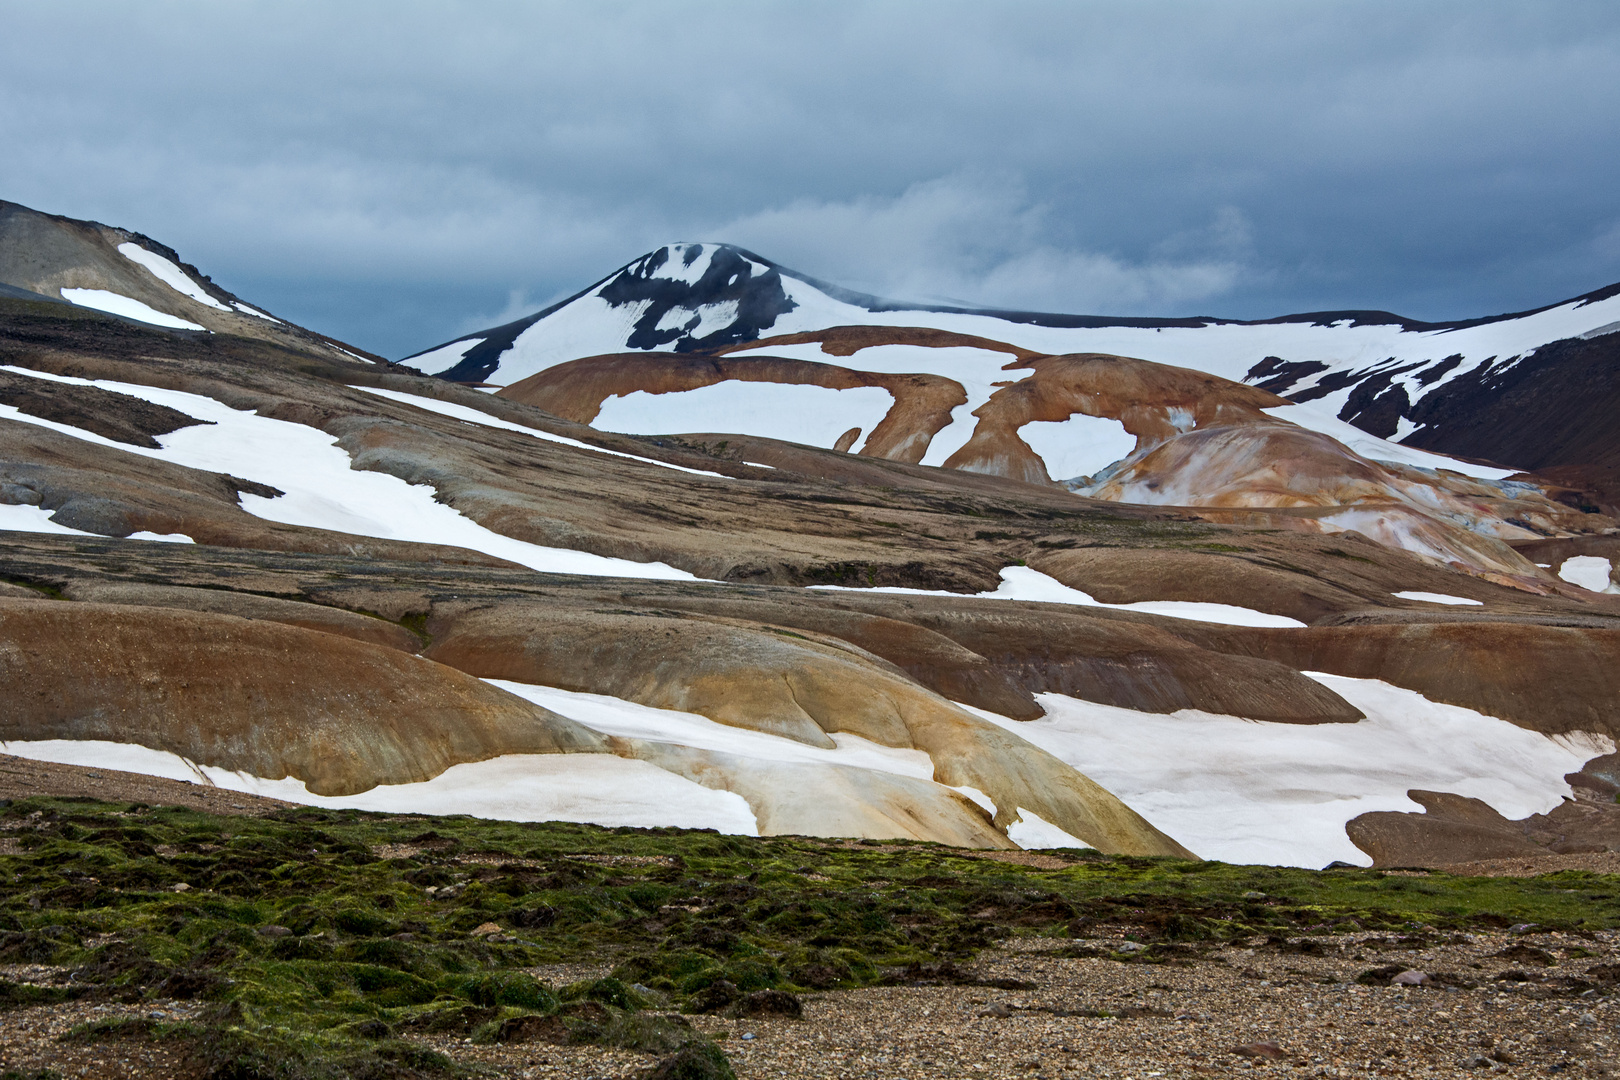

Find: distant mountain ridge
<box><xmin>412</xmin><ymin>242</ymin><xmax>1620</xmax><ymax>486</ymax></box>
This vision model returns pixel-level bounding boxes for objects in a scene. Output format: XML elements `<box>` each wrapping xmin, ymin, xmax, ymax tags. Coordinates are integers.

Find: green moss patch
<box><xmin>2</xmin><ymin>796</ymin><xmax>1616</xmax><ymax>1076</ymax></box>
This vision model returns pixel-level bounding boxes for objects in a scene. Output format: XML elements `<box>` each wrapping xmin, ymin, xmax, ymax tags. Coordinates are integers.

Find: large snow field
<box><xmin>116</xmin><ymin>243</ymin><xmax>230</xmax><ymax>311</ymax></box>
<box><xmin>730</xmin><ymin>337</ymin><xmax>1491</xmax><ymax>482</ymax></box>
<box><xmin>0</xmin><ymin>366</ymin><xmax>697</xmax><ymax>580</ymax></box>
<box><xmin>726</xmin><ymin>338</ymin><xmax>1136</xmax><ymax>479</ymax></box>
<box><xmin>1559</xmin><ymin>555</ymin><xmax>1617</xmax><ymax>593</ymax></box>
<box><xmin>966</xmin><ymin>676</ymin><xmax>1614</xmax><ymax>867</ymax></box>
<box><xmin>0</xmin><ymin>738</ymin><xmax>757</xmax><ymax>834</ymax></box>
<box><xmin>0</xmin><ymin>681</ymin><xmax>1098</xmax><ymax>850</ymax></box>
<box><xmin>473</xmin><ymin>259</ymin><xmax>1620</xmax><ymax>461</ymax></box>
<box><xmin>58</xmin><ymin>289</ymin><xmax>206</xmax><ymax>331</ymax></box>
<box><xmin>592</xmin><ymin>382</ymin><xmax>895</xmax><ymax>453</ymax></box>
<box><xmin>350</xmin><ymin>385</ymin><xmax>727</xmax><ymax>477</ymax></box>
<box><xmin>812</xmin><ymin>565</ymin><xmax>1306</xmax><ymax>628</ymax></box>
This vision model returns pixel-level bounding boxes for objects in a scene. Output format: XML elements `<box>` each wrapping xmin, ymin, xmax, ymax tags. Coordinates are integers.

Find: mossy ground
<box><xmin>2</xmin><ymin>796</ymin><xmax>1616</xmax><ymax>1078</ymax></box>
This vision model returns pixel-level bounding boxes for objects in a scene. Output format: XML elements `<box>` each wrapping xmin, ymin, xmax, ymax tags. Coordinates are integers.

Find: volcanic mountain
<box><xmin>2</xmin><ymin>204</ymin><xmax>1617</xmax><ymax>868</ymax></box>
<box><xmin>411</xmin><ymin>241</ymin><xmax>1620</xmax><ymax>490</ymax></box>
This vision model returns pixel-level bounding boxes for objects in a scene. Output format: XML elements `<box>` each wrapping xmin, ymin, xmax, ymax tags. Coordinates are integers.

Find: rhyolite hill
<box><xmin>1</xmin><ymin>201</ymin><xmax>1617</xmax><ymax>869</ymax></box>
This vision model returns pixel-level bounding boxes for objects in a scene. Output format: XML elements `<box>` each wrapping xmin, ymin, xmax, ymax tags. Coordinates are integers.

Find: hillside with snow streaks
<box><xmin>4</xmin><ymin>199</ymin><xmax>1619</xmax><ymax>871</ymax></box>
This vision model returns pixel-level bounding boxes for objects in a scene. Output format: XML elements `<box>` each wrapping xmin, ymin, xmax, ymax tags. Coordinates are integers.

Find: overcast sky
<box><xmin>3</xmin><ymin>1</ymin><xmax>1619</xmax><ymax>357</ymax></box>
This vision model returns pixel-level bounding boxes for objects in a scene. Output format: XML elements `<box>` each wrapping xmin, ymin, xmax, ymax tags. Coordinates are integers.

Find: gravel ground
<box><xmin>4</xmin><ymin>927</ymin><xmax>1612</xmax><ymax>1079</ymax></box>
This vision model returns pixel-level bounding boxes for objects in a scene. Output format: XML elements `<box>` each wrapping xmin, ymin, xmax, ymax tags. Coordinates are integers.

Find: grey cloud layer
<box><xmin>1</xmin><ymin>0</ymin><xmax>1617</xmax><ymax>356</ymax></box>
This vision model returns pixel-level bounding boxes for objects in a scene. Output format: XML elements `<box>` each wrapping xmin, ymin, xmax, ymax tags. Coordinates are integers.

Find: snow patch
<box><xmin>1017</xmin><ymin>413</ymin><xmax>1138</xmax><ymax>482</ymax></box>
<box><xmin>964</xmin><ymin>677</ymin><xmax>1612</xmax><ymax>867</ymax></box>
<box><xmin>116</xmin><ymin>243</ymin><xmax>230</xmax><ymax>311</ymax></box>
<box><xmin>811</xmin><ymin>565</ymin><xmax>1304</xmax><ymax>627</ymax></box>
<box><xmin>1006</xmin><ymin>808</ymin><xmax>1094</xmax><ymax>850</ymax></box>
<box><xmin>59</xmin><ymin>289</ymin><xmax>207</xmax><ymax>331</ymax></box>
<box><xmin>593</xmin><ymin>382</ymin><xmax>894</xmax><ymax>453</ymax></box>
<box><xmin>0</xmin><ymin>502</ymin><xmax>93</xmax><ymax>536</ymax></box>
<box><xmin>1559</xmin><ymin>555</ymin><xmax>1616</xmax><ymax>593</ymax></box>
<box><xmin>489</xmin><ymin>682</ymin><xmax>938</xmax><ymax>780</ymax></box>
<box><xmin>410</xmin><ymin>338</ymin><xmax>485</xmax><ymax>375</ymax></box>
<box><xmin>1393</xmin><ymin>590</ymin><xmax>1483</xmax><ymax>606</ymax></box>
<box><xmin>232</xmin><ymin>302</ymin><xmax>280</xmax><ymax>323</ymax></box>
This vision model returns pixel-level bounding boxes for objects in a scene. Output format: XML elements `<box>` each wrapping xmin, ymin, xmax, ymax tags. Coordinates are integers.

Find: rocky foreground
<box><xmin>0</xmin><ymin>766</ymin><xmax>1615</xmax><ymax>1080</ymax></box>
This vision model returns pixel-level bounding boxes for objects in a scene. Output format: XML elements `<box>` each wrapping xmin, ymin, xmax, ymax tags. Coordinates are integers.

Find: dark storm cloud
<box><xmin>2</xmin><ymin>0</ymin><xmax>1618</xmax><ymax>356</ymax></box>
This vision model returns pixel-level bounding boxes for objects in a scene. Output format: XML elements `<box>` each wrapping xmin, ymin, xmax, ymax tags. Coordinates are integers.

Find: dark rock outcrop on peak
<box><xmin>1400</xmin><ymin>332</ymin><xmax>1620</xmax><ymax>474</ymax></box>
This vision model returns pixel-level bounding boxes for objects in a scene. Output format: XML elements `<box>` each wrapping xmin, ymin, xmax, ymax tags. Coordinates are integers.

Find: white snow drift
<box><xmin>1392</xmin><ymin>590</ymin><xmax>1483</xmax><ymax>606</ymax></box>
<box><xmin>58</xmin><ymin>289</ymin><xmax>206</xmax><ymax>331</ymax></box>
<box><xmin>116</xmin><ymin>243</ymin><xmax>230</xmax><ymax>311</ymax></box>
<box><xmin>813</xmin><ymin>564</ymin><xmax>1305</xmax><ymax>628</ymax></box>
<box><xmin>968</xmin><ymin>675</ymin><xmax>1612</xmax><ymax>867</ymax></box>
<box><xmin>0</xmin><ymin>366</ymin><xmax>696</xmax><ymax>580</ymax></box>
<box><xmin>1559</xmin><ymin>555</ymin><xmax>1617</xmax><ymax>594</ymax></box>
<box><xmin>592</xmin><ymin>382</ymin><xmax>895</xmax><ymax>454</ymax></box>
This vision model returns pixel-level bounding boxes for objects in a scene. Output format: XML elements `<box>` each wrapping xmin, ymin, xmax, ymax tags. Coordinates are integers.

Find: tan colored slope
<box><xmin>0</xmin><ymin>598</ymin><xmax>609</xmax><ymax>796</ymax></box>
<box><xmin>423</xmin><ymin>603</ymin><xmax>1194</xmax><ymax>856</ymax></box>
<box><xmin>628</xmin><ymin>591</ymin><xmax>1363</xmax><ymax>723</ymax></box>
<box><xmin>57</xmin><ymin>580</ymin><xmax>422</xmax><ymax>653</ymax></box>
<box><xmin>497</xmin><ymin>352</ymin><xmax>965</xmax><ymax>463</ymax></box>
<box><xmin>621</xmin><ymin>741</ymin><xmax>1014</xmax><ymax>848</ymax></box>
